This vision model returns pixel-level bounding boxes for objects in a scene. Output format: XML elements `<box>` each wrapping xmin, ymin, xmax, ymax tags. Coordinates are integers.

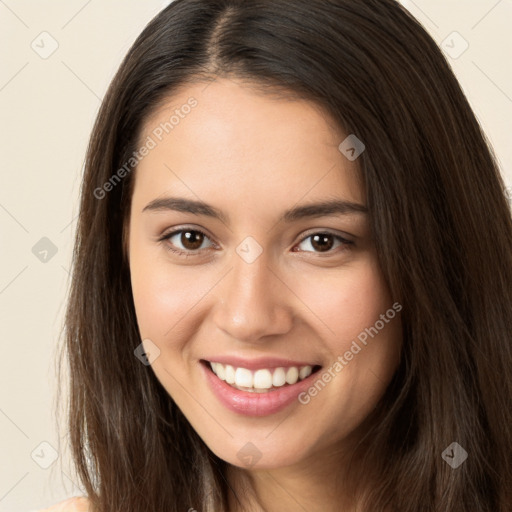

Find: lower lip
<box><xmin>201</xmin><ymin>361</ymin><xmax>320</xmax><ymax>417</ymax></box>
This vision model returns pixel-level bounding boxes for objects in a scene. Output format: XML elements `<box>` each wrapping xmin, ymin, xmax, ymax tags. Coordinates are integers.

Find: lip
<box><xmin>202</xmin><ymin>355</ymin><xmax>320</xmax><ymax>370</ymax></box>
<box><xmin>200</xmin><ymin>360</ymin><xmax>321</xmax><ymax>417</ymax></box>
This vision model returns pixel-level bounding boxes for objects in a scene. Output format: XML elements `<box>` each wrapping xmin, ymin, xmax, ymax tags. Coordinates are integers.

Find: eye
<box><xmin>159</xmin><ymin>228</ymin><xmax>215</xmax><ymax>256</ymax></box>
<box><xmin>294</xmin><ymin>231</ymin><xmax>353</xmax><ymax>254</ymax></box>
<box><xmin>158</xmin><ymin>228</ymin><xmax>354</xmax><ymax>258</ymax></box>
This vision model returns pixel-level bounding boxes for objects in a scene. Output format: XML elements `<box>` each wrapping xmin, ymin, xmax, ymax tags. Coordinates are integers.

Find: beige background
<box><xmin>1</xmin><ymin>1</ymin><xmax>511</xmax><ymax>510</ymax></box>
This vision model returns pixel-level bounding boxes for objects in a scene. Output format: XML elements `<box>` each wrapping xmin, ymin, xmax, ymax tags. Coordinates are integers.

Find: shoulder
<box><xmin>38</xmin><ymin>497</ymin><xmax>90</xmax><ymax>512</ymax></box>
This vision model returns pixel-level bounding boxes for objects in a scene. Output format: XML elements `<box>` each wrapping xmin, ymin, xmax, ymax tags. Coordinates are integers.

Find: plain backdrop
<box><xmin>1</xmin><ymin>1</ymin><xmax>511</xmax><ymax>510</ymax></box>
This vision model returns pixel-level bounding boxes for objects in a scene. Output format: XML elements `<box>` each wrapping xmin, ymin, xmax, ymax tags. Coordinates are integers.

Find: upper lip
<box><xmin>202</xmin><ymin>356</ymin><xmax>321</xmax><ymax>370</ymax></box>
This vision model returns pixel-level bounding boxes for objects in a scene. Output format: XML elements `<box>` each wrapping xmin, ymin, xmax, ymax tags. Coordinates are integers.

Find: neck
<box><xmin>226</xmin><ymin>434</ymin><xmax>378</xmax><ymax>512</ymax></box>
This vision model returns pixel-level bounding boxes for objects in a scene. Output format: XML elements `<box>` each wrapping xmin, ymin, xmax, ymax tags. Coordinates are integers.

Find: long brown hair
<box><xmin>60</xmin><ymin>0</ymin><xmax>512</xmax><ymax>510</ymax></box>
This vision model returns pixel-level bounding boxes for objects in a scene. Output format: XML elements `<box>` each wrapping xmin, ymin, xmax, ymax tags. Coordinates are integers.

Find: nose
<box><xmin>211</xmin><ymin>250</ymin><xmax>294</xmax><ymax>344</ymax></box>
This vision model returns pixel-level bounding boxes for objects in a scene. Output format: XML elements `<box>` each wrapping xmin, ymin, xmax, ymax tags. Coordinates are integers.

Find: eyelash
<box><xmin>158</xmin><ymin>227</ymin><xmax>354</xmax><ymax>258</ymax></box>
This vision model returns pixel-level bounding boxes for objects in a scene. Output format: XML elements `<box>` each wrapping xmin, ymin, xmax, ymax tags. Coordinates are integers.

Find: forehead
<box><xmin>133</xmin><ymin>77</ymin><xmax>364</xmax><ymax>212</ymax></box>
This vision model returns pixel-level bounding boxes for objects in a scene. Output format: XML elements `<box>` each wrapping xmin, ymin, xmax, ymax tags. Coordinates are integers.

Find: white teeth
<box><xmin>253</xmin><ymin>369</ymin><xmax>273</xmax><ymax>389</ymax></box>
<box><xmin>285</xmin><ymin>366</ymin><xmax>299</xmax><ymax>385</ymax></box>
<box><xmin>272</xmin><ymin>367</ymin><xmax>286</xmax><ymax>387</ymax></box>
<box><xmin>235</xmin><ymin>367</ymin><xmax>253</xmax><ymax>388</ymax></box>
<box><xmin>209</xmin><ymin>362</ymin><xmax>316</xmax><ymax>391</ymax></box>
<box><xmin>299</xmin><ymin>365</ymin><xmax>312</xmax><ymax>380</ymax></box>
<box><xmin>225</xmin><ymin>364</ymin><xmax>236</xmax><ymax>384</ymax></box>
<box><xmin>216</xmin><ymin>363</ymin><xmax>226</xmax><ymax>381</ymax></box>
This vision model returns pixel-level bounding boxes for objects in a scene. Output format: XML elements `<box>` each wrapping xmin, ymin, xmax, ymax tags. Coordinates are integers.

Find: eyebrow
<box><xmin>142</xmin><ymin>196</ymin><xmax>368</xmax><ymax>224</ymax></box>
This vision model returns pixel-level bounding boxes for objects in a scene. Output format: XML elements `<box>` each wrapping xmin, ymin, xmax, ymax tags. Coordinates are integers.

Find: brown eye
<box><xmin>310</xmin><ymin>234</ymin><xmax>334</xmax><ymax>252</ymax></box>
<box><xmin>161</xmin><ymin>228</ymin><xmax>215</xmax><ymax>255</ymax></box>
<box><xmin>180</xmin><ymin>230</ymin><xmax>205</xmax><ymax>250</ymax></box>
<box><xmin>295</xmin><ymin>232</ymin><xmax>353</xmax><ymax>254</ymax></box>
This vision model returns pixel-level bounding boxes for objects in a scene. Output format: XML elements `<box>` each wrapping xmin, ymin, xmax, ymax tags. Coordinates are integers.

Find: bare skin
<box><xmin>121</xmin><ymin>77</ymin><xmax>402</xmax><ymax>511</ymax></box>
<box><xmin>40</xmin><ymin>497</ymin><xmax>89</xmax><ymax>511</ymax></box>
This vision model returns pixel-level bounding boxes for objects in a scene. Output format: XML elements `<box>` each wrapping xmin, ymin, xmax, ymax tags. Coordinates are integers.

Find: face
<box><xmin>127</xmin><ymin>77</ymin><xmax>402</xmax><ymax>471</ymax></box>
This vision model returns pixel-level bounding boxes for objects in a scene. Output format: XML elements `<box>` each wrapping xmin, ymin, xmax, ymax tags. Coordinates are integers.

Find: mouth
<box><xmin>200</xmin><ymin>359</ymin><xmax>323</xmax><ymax>416</ymax></box>
<box><xmin>203</xmin><ymin>360</ymin><xmax>322</xmax><ymax>393</ymax></box>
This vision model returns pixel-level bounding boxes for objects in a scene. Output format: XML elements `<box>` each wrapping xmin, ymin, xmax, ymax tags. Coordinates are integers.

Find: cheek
<box><xmin>129</xmin><ymin>245</ymin><xmax>209</xmax><ymax>400</ymax></box>
<box><xmin>293</xmin><ymin>256</ymin><xmax>401</xmax><ymax>400</ymax></box>
<box><xmin>292</xmin><ymin>256</ymin><xmax>394</xmax><ymax>345</ymax></box>
<box><xmin>129</xmin><ymin>238</ymin><xmax>206</xmax><ymax>348</ymax></box>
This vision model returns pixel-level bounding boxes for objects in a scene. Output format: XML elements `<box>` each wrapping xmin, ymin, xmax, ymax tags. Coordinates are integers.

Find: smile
<box><xmin>208</xmin><ymin>361</ymin><xmax>319</xmax><ymax>392</ymax></box>
<box><xmin>200</xmin><ymin>359</ymin><xmax>322</xmax><ymax>416</ymax></box>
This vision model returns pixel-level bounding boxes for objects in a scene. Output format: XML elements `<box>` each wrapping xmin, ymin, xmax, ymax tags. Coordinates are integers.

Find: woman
<box><xmin>43</xmin><ymin>0</ymin><xmax>512</xmax><ymax>510</ymax></box>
